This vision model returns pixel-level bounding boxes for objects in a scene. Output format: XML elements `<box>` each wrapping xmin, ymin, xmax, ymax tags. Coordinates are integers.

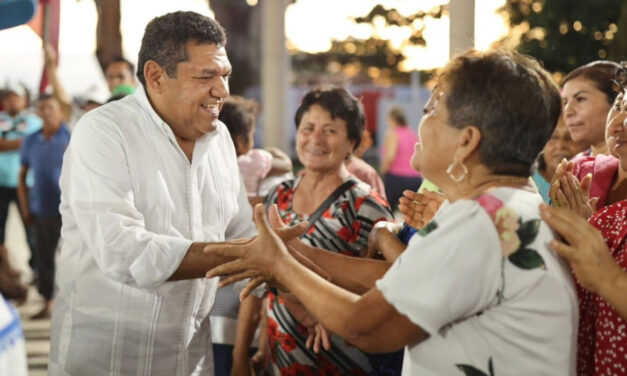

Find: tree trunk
<box><xmin>94</xmin><ymin>0</ymin><xmax>123</xmax><ymax>73</ymax></box>
<box><xmin>210</xmin><ymin>0</ymin><xmax>261</xmax><ymax>95</ymax></box>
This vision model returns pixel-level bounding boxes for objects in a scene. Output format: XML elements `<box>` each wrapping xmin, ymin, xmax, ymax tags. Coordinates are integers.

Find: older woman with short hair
<box><xmin>257</xmin><ymin>86</ymin><xmax>393</xmax><ymax>375</ymax></box>
<box><xmin>211</xmin><ymin>50</ymin><xmax>577</xmax><ymax>375</ymax></box>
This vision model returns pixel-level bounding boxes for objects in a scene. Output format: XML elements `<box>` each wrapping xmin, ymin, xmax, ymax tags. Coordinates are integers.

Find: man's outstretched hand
<box><xmin>205</xmin><ymin>204</ymin><xmax>306</xmax><ymax>299</ymax></box>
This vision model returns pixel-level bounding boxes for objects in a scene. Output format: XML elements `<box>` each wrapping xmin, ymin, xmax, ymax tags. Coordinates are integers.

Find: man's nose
<box><xmin>210</xmin><ymin>77</ymin><xmax>229</xmax><ymax>100</ymax></box>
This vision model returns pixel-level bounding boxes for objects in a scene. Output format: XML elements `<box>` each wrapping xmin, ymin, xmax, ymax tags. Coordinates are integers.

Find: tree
<box><xmin>501</xmin><ymin>0</ymin><xmax>627</xmax><ymax>75</ymax></box>
<box><xmin>210</xmin><ymin>0</ymin><xmax>261</xmax><ymax>95</ymax></box>
<box><xmin>94</xmin><ymin>0</ymin><xmax>123</xmax><ymax>73</ymax></box>
<box><xmin>291</xmin><ymin>4</ymin><xmax>448</xmax><ymax>85</ymax></box>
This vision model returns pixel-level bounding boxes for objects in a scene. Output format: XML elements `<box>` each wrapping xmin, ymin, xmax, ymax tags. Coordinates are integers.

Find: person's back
<box><xmin>388</xmin><ymin>125</ymin><xmax>420</xmax><ymax>177</ymax></box>
<box><xmin>378</xmin><ymin>187</ymin><xmax>577</xmax><ymax>375</ymax></box>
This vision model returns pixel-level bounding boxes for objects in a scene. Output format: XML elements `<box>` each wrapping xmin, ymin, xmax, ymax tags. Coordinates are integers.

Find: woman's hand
<box><xmin>540</xmin><ymin>204</ymin><xmax>621</xmax><ymax>294</ymax></box>
<box><xmin>549</xmin><ymin>160</ymin><xmax>597</xmax><ymax>218</ymax></box>
<box><xmin>281</xmin><ymin>292</ymin><xmax>332</xmax><ymax>353</ymax></box>
<box><xmin>398</xmin><ymin>189</ymin><xmax>444</xmax><ymax>229</ymax></box>
<box><xmin>366</xmin><ymin>221</ymin><xmax>402</xmax><ymax>259</ymax></box>
<box><xmin>206</xmin><ymin>204</ymin><xmax>306</xmax><ymax>298</ymax></box>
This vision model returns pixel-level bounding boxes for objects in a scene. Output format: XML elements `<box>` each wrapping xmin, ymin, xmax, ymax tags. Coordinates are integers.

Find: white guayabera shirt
<box><xmin>48</xmin><ymin>87</ymin><xmax>256</xmax><ymax>376</ymax></box>
<box><xmin>377</xmin><ymin>187</ymin><xmax>578</xmax><ymax>376</ymax></box>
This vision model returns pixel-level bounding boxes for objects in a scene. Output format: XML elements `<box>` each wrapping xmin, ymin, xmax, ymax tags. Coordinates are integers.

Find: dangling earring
<box><xmin>447</xmin><ymin>160</ymin><xmax>468</xmax><ymax>182</ymax></box>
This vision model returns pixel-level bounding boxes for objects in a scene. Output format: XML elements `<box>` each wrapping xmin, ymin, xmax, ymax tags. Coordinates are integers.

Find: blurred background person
<box><xmin>17</xmin><ymin>94</ymin><xmax>70</xmax><ymax>319</ymax></box>
<box><xmin>561</xmin><ymin>61</ymin><xmax>620</xmax><ymax>158</ymax></box>
<box><xmin>104</xmin><ymin>56</ymin><xmax>136</xmax><ymax>94</ymax></box>
<box><xmin>533</xmin><ymin>116</ymin><xmax>586</xmax><ymax>202</ymax></box>
<box><xmin>220</xmin><ymin>95</ymin><xmax>293</xmax><ymax>204</ymax></box>
<box><xmin>346</xmin><ymin>128</ymin><xmax>386</xmax><ymax>198</ymax></box>
<box><xmin>380</xmin><ymin>106</ymin><xmax>422</xmax><ymax>212</ymax></box>
<box><xmin>0</xmin><ymin>82</ymin><xmax>41</xmax><ymax>279</ymax></box>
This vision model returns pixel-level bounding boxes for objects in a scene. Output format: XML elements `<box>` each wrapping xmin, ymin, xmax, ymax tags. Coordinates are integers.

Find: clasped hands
<box><xmin>206</xmin><ymin>203</ymin><xmax>334</xmax><ymax>353</ymax></box>
<box><xmin>549</xmin><ymin>159</ymin><xmax>598</xmax><ymax>219</ymax></box>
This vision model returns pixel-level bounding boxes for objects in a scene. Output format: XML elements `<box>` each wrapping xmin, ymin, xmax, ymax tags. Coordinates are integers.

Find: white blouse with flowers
<box><xmin>377</xmin><ymin>187</ymin><xmax>577</xmax><ymax>376</ymax></box>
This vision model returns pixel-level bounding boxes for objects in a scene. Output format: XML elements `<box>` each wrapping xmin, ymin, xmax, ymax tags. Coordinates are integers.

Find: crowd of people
<box><xmin>0</xmin><ymin>9</ymin><xmax>625</xmax><ymax>376</ymax></box>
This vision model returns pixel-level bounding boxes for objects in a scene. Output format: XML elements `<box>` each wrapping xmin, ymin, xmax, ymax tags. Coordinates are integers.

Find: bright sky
<box><xmin>0</xmin><ymin>0</ymin><xmax>507</xmax><ymax>97</ymax></box>
<box><xmin>286</xmin><ymin>0</ymin><xmax>508</xmax><ymax>70</ymax></box>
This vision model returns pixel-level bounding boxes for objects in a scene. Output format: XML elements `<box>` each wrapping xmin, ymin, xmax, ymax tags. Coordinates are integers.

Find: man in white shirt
<box><xmin>48</xmin><ymin>11</ymin><xmax>286</xmax><ymax>375</ymax></box>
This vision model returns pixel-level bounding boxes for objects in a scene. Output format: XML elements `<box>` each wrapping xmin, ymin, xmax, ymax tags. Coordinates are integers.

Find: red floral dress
<box><xmin>579</xmin><ymin>200</ymin><xmax>627</xmax><ymax>375</ymax></box>
<box><xmin>263</xmin><ymin>176</ymin><xmax>393</xmax><ymax>375</ymax></box>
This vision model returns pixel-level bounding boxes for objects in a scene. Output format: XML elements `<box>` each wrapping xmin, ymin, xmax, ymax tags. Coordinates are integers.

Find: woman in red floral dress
<box><xmin>545</xmin><ymin>62</ymin><xmax>627</xmax><ymax>375</ymax></box>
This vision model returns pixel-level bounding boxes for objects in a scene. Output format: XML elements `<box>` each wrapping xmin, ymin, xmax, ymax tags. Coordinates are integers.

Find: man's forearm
<box><xmin>169</xmin><ymin>240</ymin><xmax>249</xmax><ymax>281</ymax></box>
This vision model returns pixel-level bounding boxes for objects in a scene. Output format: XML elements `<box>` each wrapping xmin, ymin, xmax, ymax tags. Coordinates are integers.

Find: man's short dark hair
<box><xmin>136</xmin><ymin>11</ymin><xmax>227</xmax><ymax>87</ymax></box>
<box><xmin>294</xmin><ymin>86</ymin><xmax>365</xmax><ymax>150</ymax></box>
<box><xmin>438</xmin><ymin>49</ymin><xmax>562</xmax><ymax>177</ymax></box>
<box><xmin>106</xmin><ymin>57</ymin><xmax>135</xmax><ymax>76</ymax></box>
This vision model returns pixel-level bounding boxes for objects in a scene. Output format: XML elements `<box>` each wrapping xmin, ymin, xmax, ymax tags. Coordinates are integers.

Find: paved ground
<box><xmin>5</xmin><ymin>203</ymin><xmax>50</xmax><ymax>375</ymax></box>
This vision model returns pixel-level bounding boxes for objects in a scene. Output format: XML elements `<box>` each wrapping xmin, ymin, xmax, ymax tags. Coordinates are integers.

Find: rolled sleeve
<box><xmin>62</xmin><ymin>116</ymin><xmax>191</xmax><ymax>290</ymax></box>
<box><xmin>129</xmin><ymin>234</ymin><xmax>192</xmax><ymax>289</ymax></box>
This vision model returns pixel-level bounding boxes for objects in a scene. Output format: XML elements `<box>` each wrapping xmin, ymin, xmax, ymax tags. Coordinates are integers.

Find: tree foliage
<box><xmin>292</xmin><ymin>4</ymin><xmax>448</xmax><ymax>84</ymax></box>
<box><xmin>501</xmin><ymin>0</ymin><xmax>627</xmax><ymax>75</ymax></box>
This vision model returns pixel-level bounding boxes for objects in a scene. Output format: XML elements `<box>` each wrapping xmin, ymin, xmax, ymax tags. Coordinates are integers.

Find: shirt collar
<box><xmin>36</xmin><ymin>122</ymin><xmax>69</xmax><ymax>141</ymax></box>
<box><xmin>132</xmin><ymin>84</ymin><xmax>220</xmax><ymax>149</ymax></box>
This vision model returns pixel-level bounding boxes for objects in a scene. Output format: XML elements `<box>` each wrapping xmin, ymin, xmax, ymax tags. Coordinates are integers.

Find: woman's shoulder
<box><xmin>263</xmin><ymin>177</ymin><xmax>297</xmax><ymax>201</ymax></box>
<box><xmin>573</xmin><ymin>153</ymin><xmax>619</xmax><ymax>178</ymax></box>
<box><xmin>345</xmin><ymin>178</ymin><xmax>391</xmax><ymax>212</ymax></box>
<box><xmin>589</xmin><ymin>199</ymin><xmax>627</xmax><ymax>236</ymax></box>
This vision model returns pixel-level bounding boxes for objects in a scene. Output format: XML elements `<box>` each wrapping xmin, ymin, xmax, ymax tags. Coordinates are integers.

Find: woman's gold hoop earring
<box><xmin>446</xmin><ymin>160</ymin><xmax>468</xmax><ymax>182</ymax></box>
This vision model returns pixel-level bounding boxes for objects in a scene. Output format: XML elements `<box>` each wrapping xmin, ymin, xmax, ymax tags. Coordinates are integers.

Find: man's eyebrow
<box><xmin>199</xmin><ymin>69</ymin><xmax>220</xmax><ymax>76</ymax></box>
<box><xmin>198</xmin><ymin>68</ymin><xmax>232</xmax><ymax>76</ymax></box>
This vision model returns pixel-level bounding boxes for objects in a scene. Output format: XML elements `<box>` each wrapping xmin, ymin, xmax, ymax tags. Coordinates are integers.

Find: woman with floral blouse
<box><xmin>211</xmin><ymin>50</ymin><xmax>578</xmax><ymax>375</ymax></box>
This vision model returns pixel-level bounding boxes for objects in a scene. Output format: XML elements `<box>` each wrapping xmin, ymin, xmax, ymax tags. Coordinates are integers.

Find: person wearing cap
<box><xmin>0</xmin><ymin>82</ymin><xmax>41</xmax><ymax>269</ymax></box>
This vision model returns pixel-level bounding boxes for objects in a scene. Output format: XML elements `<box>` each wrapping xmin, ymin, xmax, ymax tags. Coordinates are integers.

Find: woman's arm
<box><xmin>289</xmin><ymin>241</ymin><xmax>391</xmax><ymax>294</ymax></box>
<box><xmin>541</xmin><ymin>204</ymin><xmax>627</xmax><ymax>320</ymax></box>
<box><xmin>208</xmin><ymin>204</ymin><xmax>425</xmax><ymax>353</ymax></box>
<box><xmin>231</xmin><ymin>295</ymin><xmax>263</xmax><ymax>376</ymax></box>
<box><xmin>266</xmin><ymin>147</ymin><xmax>293</xmax><ymax>176</ymax></box>
<box><xmin>275</xmin><ymin>256</ymin><xmax>426</xmax><ymax>353</ymax></box>
<box><xmin>17</xmin><ymin>166</ymin><xmax>31</xmax><ymax>224</ymax></box>
<box><xmin>379</xmin><ymin>130</ymin><xmax>398</xmax><ymax>175</ymax></box>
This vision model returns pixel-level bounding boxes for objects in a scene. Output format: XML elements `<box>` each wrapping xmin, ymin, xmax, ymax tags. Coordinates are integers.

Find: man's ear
<box><xmin>453</xmin><ymin>125</ymin><xmax>482</xmax><ymax>162</ymax></box>
<box><xmin>144</xmin><ymin>61</ymin><xmax>165</xmax><ymax>93</ymax></box>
